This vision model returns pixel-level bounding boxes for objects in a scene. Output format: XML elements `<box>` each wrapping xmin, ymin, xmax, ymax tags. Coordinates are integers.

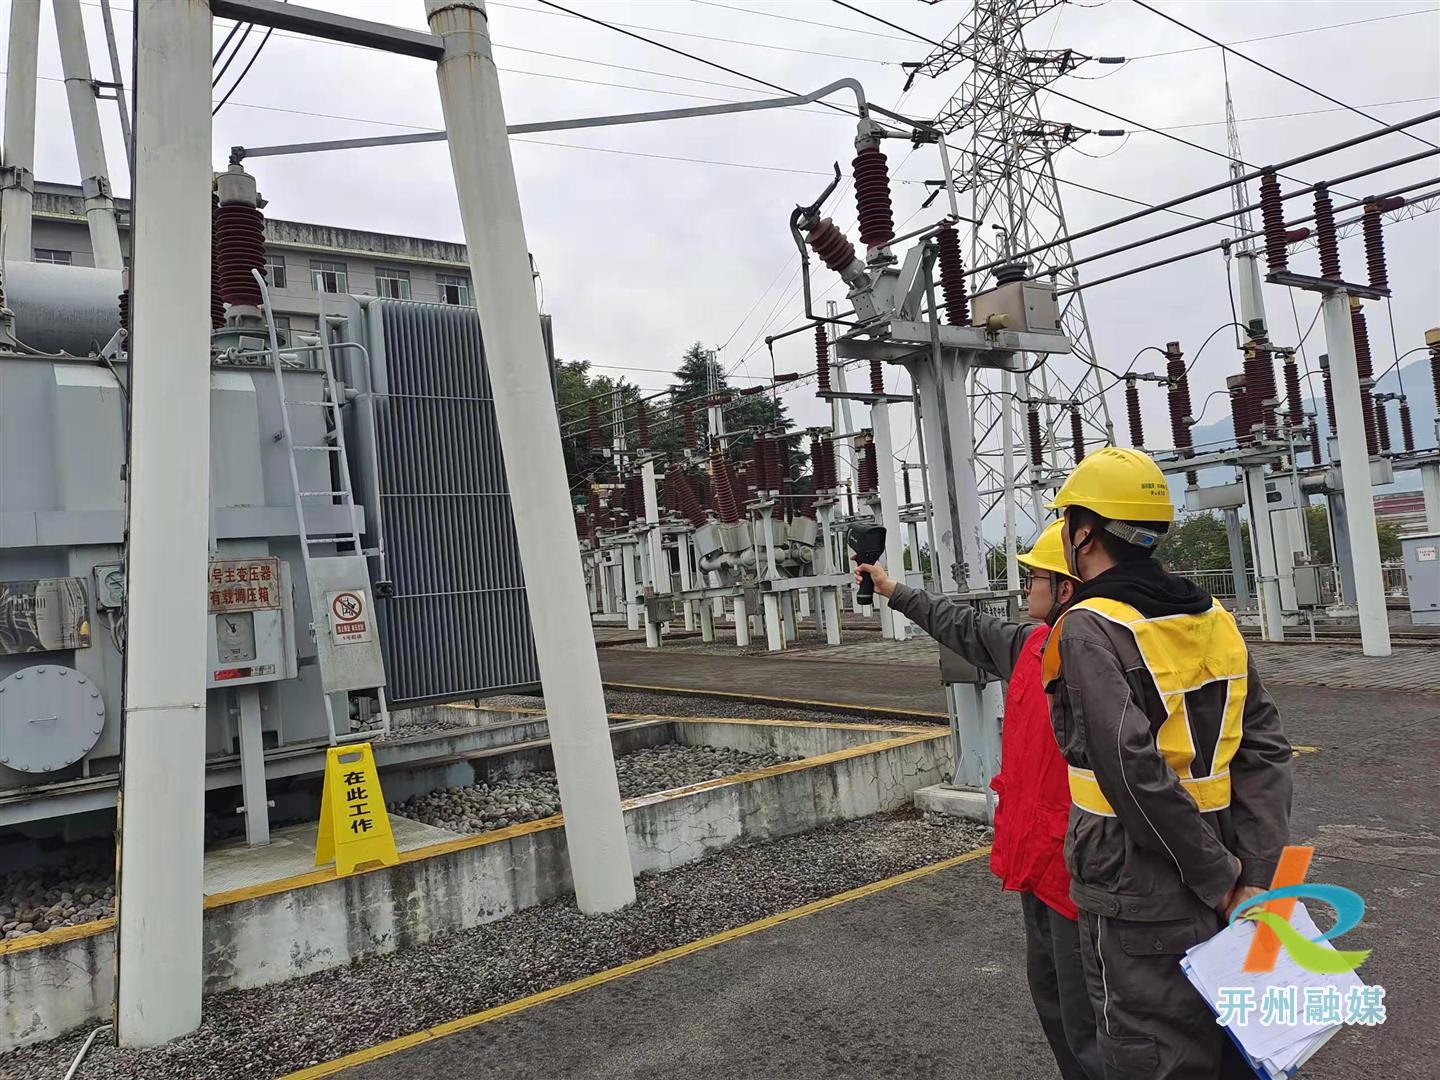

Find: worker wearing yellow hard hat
<box><xmin>1037</xmin><ymin>446</ymin><xmax>1293</xmax><ymax>1080</ymax></box>
<box><xmin>857</xmin><ymin>520</ymin><xmax>1102</xmax><ymax>1080</ymax></box>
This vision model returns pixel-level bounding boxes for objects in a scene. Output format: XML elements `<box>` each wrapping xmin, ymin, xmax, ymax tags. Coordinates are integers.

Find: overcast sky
<box><xmin>6</xmin><ymin>0</ymin><xmax>1438</xmax><ymax>535</ymax></box>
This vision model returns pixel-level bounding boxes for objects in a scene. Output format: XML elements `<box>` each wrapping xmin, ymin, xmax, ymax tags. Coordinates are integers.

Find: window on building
<box><xmin>310</xmin><ymin>259</ymin><xmax>348</xmax><ymax>294</ymax></box>
<box><xmin>375</xmin><ymin>266</ymin><xmax>411</xmax><ymax>300</ymax></box>
<box><xmin>34</xmin><ymin>249</ymin><xmax>72</xmax><ymax>265</ymax></box>
<box><xmin>273</xmin><ymin>315</ymin><xmax>292</xmax><ymax>335</ymax></box>
<box><xmin>265</xmin><ymin>254</ymin><xmax>287</xmax><ymax>290</ymax></box>
<box><xmin>437</xmin><ymin>272</ymin><xmax>471</xmax><ymax>306</ymax></box>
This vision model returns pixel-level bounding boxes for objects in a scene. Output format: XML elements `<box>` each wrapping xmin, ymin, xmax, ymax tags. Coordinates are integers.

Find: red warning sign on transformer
<box><xmin>327</xmin><ymin>589</ymin><xmax>374</xmax><ymax>644</ymax></box>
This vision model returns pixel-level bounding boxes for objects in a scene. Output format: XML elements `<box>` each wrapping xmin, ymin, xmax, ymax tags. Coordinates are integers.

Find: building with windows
<box><xmin>28</xmin><ymin>180</ymin><xmax>474</xmax><ymax>335</ymax></box>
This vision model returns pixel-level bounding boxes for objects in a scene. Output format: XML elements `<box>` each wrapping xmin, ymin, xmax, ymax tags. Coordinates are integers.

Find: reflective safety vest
<box><xmin>1041</xmin><ymin>596</ymin><xmax>1249</xmax><ymax>817</ymax></box>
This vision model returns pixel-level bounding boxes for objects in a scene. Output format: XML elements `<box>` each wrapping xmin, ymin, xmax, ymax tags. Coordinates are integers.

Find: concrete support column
<box><xmin>52</xmin><ymin>0</ymin><xmax>123</xmax><ymax>269</ymax></box>
<box><xmin>870</xmin><ymin>400</ymin><xmax>910</xmax><ymax>640</ymax></box>
<box><xmin>733</xmin><ymin>595</ymin><xmax>750</xmax><ymax>647</ymax></box>
<box><xmin>822</xmin><ymin>588</ymin><xmax>842</xmax><ymax>645</ymax></box>
<box><xmin>1320</xmin><ymin>292</ymin><xmax>1391</xmax><ymax>655</ymax></box>
<box><xmin>1422</xmin><ymin>462</ymin><xmax>1440</xmax><ymax>533</ymax></box>
<box><xmin>1243</xmin><ymin>466</ymin><xmax>1286</xmax><ymax>641</ymax></box>
<box><xmin>236</xmin><ymin>687</ymin><xmax>270</xmax><ymax>846</ymax></box>
<box><xmin>763</xmin><ymin>593</ymin><xmax>783</xmax><ymax>652</ymax></box>
<box><xmin>699</xmin><ymin>600</ymin><xmax>715</xmax><ymax>642</ymax></box>
<box><xmin>426</xmin><ymin>0</ymin><xmax>635</xmax><ymax>912</ymax></box>
<box><xmin>1223</xmin><ymin>507</ymin><xmax>1251</xmax><ymax>607</ymax></box>
<box><xmin>621</xmin><ymin>543</ymin><xmax>639</xmax><ymax>630</ymax></box>
<box><xmin>1272</xmin><ymin>508</ymin><xmax>1299</xmax><ymax>612</ymax></box>
<box><xmin>2</xmin><ymin>0</ymin><xmax>40</xmax><ymax>262</ymax></box>
<box><xmin>115</xmin><ymin>0</ymin><xmax>212</xmax><ymax>1047</ymax></box>
<box><xmin>677</xmin><ymin>533</ymin><xmax>695</xmax><ymax>631</ymax></box>
<box><xmin>1327</xmin><ymin>492</ymin><xmax>1359</xmax><ymax>608</ymax></box>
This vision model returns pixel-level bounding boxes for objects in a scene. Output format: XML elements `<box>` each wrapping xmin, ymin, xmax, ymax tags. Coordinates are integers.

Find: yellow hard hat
<box><xmin>1016</xmin><ymin>520</ymin><xmax>1073</xmax><ymax>579</ymax></box>
<box><xmin>1045</xmin><ymin>446</ymin><xmax>1175</xmax><ymax>524</ymax></box>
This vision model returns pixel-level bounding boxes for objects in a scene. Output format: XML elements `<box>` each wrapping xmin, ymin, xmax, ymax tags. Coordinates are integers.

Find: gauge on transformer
<box><xmin>217</xmin><ymin>611</ymin><xmax>257</xmax><ymax>663</ymax></box>
<box><xmin>101</xmin><ymin>567</ymin><xmax>125</xmax><ymax>607</ymax></box>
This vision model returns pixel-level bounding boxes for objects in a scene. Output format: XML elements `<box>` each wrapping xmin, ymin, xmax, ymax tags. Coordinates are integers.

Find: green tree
<box><xmin>1158</xmin><ymin>512</ymin><xmax>1243</xmax><ymax>572</ymax></box>
<box><xmin>652</xmin><ymin>342</ymin><xmax>805</xmax><ymax>475</ymax></box>
<box><xmin>554</xmin><ymin>359</ymin><xmax>642</xmax><ymax>493</ymax></box>
<box><xmin>1303</xmin><ymin>503</ymin><xmax>1401</xmax><ymax>562</ymax></box>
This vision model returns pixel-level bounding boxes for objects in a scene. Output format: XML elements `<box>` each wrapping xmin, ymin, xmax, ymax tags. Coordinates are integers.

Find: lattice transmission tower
<box><xmin>910</xmin><ymin>0</ymin><xmax>1120</xmax><ymax>542</ymax></box>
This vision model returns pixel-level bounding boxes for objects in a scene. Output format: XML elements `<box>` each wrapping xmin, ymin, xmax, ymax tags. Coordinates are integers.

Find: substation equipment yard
<box><xmin>1</xmin><ymin>0</ymin><xmax>1438</xmax><ymax>1078</ymax></box>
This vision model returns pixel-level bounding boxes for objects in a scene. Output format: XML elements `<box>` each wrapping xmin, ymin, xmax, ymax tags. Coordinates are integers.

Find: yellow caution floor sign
<box><xmin>315</xmin><ymin>742</ymin><xmax>399</xmax><ymax>876</ymax></box>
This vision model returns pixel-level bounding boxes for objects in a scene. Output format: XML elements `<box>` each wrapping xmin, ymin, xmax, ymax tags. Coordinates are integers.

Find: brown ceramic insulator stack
<box><xmin>1399</xmin><ymin>398</ymin><xmax>1414</xmax><ymax>453</ymax></box>
<box><xmin>709</xmin><ymin>448</ymin><xmax>740</xmax><ymax>524</ymax></box>
<box><xmin>1351</xmin><ymin>304</ymin><xmax>1379</xmax><ymax>456</ymax></box>
<box><xmin>1375</xmin><ymin>398</ymin><xmax>1391</xmax><ymax>454</ymax></box>
<box><xmin>1363</xmin><ymin>202</ymin><xmax>1388</xmax><ymax>292</ymax></box>
<box><xmin>935</xmin><ymin>222</ymin><xmax>969</xmax><ymax>326</ymax></box>
<box><xmin>1244</xmin><ymin>345</ymin><xmax>1279</xmax><ymax>439</ymax></box>
<box><xmin>869</xmin><ymin>357</ymin><xmax>884</xmax><ymax>396</ymax></box>
<box><xmin>1165</xmin><ymin>342</ymin><xmax>1197</xmax><ymax>485</ymax></box>
<box><xmin>1124</xmin><ymin>378</ymin><xmax>1144</xmax><ymax>450</ymax></box>
<box><xmin>1283</xmin><ymin>356</ymin><xmax>1304</xmax><ymax>428</ymax></box>
<box><xmin>682</xmin><ymin>404</ymin><xmax>697</xmax><ymax>449</ymax></box>
<box><xmin>1027</xmin><ymin>405</ymin><xmax>1044</xmax><ymax>469</ymax></box>
<box><xmin>636</xmin><ymin>401</ymin><xmax>650</xmax><ymax>449</ymax></box>
<box><xmin>858</xmin><ymin>441</ymin><xmax>879</xmax><ymax>494</ymax></box>
<box><xmin>1069</xmin><ymin>406</ymin><xmax>1085</xmax><ymax>463</ymax></box>
<box><xmin>1321</xmin><ymin>361</ymin><xmax>1337</xmax><ymax>431</ymax></box>
<box><xmin>902</xmin><ymin>467</ymin><xmax>912</xmax><ymax>506</ymax></box>
<box><xmin>748</xmin><ymin>438</ymin><xmax>770</xmax><ymax>495</ymax></box>
<box><xmin>1313</xmin><ymin>184</ymin><xmax>1340</xmax><ymax>280</ymax></box>
<box><xmin>774</xmin><ymin>437</ymin><xmax>790</xmax><ymax>495</ymax></box>
<box><xmin>666</xmin><ymin>464</ymin><xmax>709</xmax><ymax>528</ymax></box>
<box><xmin>806</xmin><ymin>218</ymin><xmax>858</xmax><ymax>274</ymax></box>
<box><xmin>118</xmin><ymin>289</ymin><xmax>130</xmax><ymax>336</ymax></box>
<box><xmin>625</xmin><ymin>473</ymin><xmax>644</xmax><ymax>519</ymax></box>
<box><xmin>210</xmin><ymin>190</ymin><xmax>224</xmax><ymax>330</ymax></box>
<box><xmin>215</xmin><ymin>201</ymin><xmax>267</xmax><ymax>308</ymax></box>
<box><xmin>814</xmin><ymin>324</ymin><xmax>831</xmax><ymax>393</ymax></box>
<box><xmin>852</xmin><ymin>146</ymin><xmax>895</xmax><ymax>251</ymax></box>
<box><xmin>1308</xmin><ymin>419</ymin><xmax>1323</xmax><ymax>464</ymax></box>
<box><xmin>587</xmin><ymin>488</ymin><xmax>601</xmax><ymax>529</ymax></box>
<box><xmin>1259</xmin><ymin>170</ymin><xmax>1289</xmax><ymax>274</ymax></box>
<box><xmin>1431</xmin><ymin>336</ymin><xmax>1440</xmax><ymax>419</ymax></box>
<box><xmin>1228</xmin><ymin>375</ymin><xmax>1252</xmax><ymax>447</ymax></box>
<box><xmin>588</xmin><ymin>400</ymin><xmax>602</xmax><ymax>456</ymax></box>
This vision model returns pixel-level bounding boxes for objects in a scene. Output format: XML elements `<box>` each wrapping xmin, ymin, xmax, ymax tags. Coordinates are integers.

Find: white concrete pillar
<box><xmin>53</xmin><ymin>0</ymin><xmax>123</xmax><ymax>269</ymax></box>
<box><xmin>871</xmin><ymin>400</ymin><xmax>910</xmax><ymax>640</ymax></box>
<box><xmin>426</xmin><ymin>0</ymin><xmax>635</xmax><ymax>910</ymax></box>
<box><xmin>2</xmin><ymin>0</ymin><xmax>40</xmax><ymax>261</ymax></box>
<box><xmin>621</xmin><ymin>543</ymin><xmax>639</xmax><ymax>630</ymax></box>
<box><xmin>1321</xmin><ymin>292</ymin><xmax>1391</xmax><ymax>656</ymax></box>
<box><xmin>236</xmin><ymin>687</ymin><xmax>270</xmax><ymax>846</ymax></box>
<box><xmin>822</xmin><ymin>588</ymin><xmax>842</xmax><ymax>645</ymax></box>
<box><xmin>1422</xmin><ymin>462</ymin><xmax>1440</xmax><ymax>533</ymax></box>
<box><xmin>733</xmin><ymin>595</ymin><xmax>750</xmax><ymax>646</ymax></box>
<box><xmin>115</xmin><ymin>0</ymin><xmax>212</xmax><ymax>1047</ymax></box>
<box><xmin>699</xmin><ymin>599</ymin><xmax>715</xmax><ymax>642</ymax></box>
<box><xmin>677</xmin><ymin>532</ymin><xmax>695</xmax><ymax>631</ymax></box>
<box><xmin>1243</xmin><ymin>466</ymin><xmax>1286</xmax><ymax>641</ymax></box>
<box><xmin>763</xmin><ymin>593</ymin><xmax>783</xmax><ymax>651</ymax></box>
<box><xmin>1272</xmin><ymin>508</ymin><xmax>1299</xmax><ymax>612</ymax></box>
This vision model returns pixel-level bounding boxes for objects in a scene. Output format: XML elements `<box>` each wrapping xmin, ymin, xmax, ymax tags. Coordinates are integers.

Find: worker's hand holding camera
<box><xmin>852</xmin><ymin>559</ymin><xmax>897</xmax><ymax>599</ymax></box>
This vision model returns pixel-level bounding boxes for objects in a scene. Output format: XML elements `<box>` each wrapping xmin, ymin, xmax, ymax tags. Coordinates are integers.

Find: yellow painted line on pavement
<box><xmin>279</xmin><ymin>846</ymin><xmax>992</xmax><ymax>1079</ymax></box>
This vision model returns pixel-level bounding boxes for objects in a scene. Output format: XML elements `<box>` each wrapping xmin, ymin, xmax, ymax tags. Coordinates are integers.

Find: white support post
<box><xmin>677</xmin><ymin>532</ymin><xmax>695</xmax><ymax>630</ymax></box>
<box><xmin>621</xmin><ymin>543</ymin><xmax>639</xmax><ymax>630</ymax></box>
<box><xmin>52</xmin><ymin>0</ymin><xmax>124</xmax><ymax>269</ymax></box>
<box><xmin>1321</xmin><ymin>293</ymin><xmax>1391</xmax><ymax>656</ymax></box>
<box><xmin>1422</xmin><ymin>462</ymin><xmax>1440</xmax><ymax>533</ymax></box>
<box><xmin>1272</xmin><ymin>508</ymin><xmax>1299</xmax><ymax>613</ymax></box>
<box><xmin>115</xmin><ymin>0</ymin><xmax>212</xmax><ymax>1047</ymax></box>
<box><xmin>1001</xmin><ymin>371</ymin><xmax>1020</xmax><ymax>593</ymax></box>
<box><xmin>733</xmin><ymin>595</ymin><xmax>750</xmax><ymax>646</ymax></box>
<box><xmin>425</xmin><ymin>0</ymin><xmax>635</xmax><ymax>911</ymax></box>
<box><xmin>822</xmin><ymin>588</ymin><xmax>842</xmax><ymax>645</ymax></box>
<box><xmin>699</xmin><ymin>598</ymin><xmax>715</xmax><ymax>642</ymax></box>
<box><xmin>236</xmin><ymin>687</ymin><xmax>271</xmax><ymax>846</ymax></box>
<box><xmin>2</xmin><ymin>0</ymin><xmax>41</xmax><ymax>262</ymax></box>
<box><xmin>763</xmin><ymin>593</ymin><xmax>783</xmax><ymax>652</ymax></box>
<box><xmin>798</xmin><ymin>589</ymin><xmax>810</xmax><ymax>619</ymax></box>
<box><xmin>1242</xmin><ymin>466</ymin><xmax>1286</xmax><ymax>642</ymax></box>
<box><xmin>870</xmin><ymin>399</ymin><xmax>910</xmax><ymax>639</ymax></box>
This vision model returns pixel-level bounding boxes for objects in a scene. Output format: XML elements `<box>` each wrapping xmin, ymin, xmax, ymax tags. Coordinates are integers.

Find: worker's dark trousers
<box><xmin>1022</xmin><ymin>893</ymin><xmax>1103</xmax><ymax>1080</ymax></box>
<box><xmin>1075</xmin><ymin>905</ymin><xmax>1254</xmax><ymax>1080</ymax></box>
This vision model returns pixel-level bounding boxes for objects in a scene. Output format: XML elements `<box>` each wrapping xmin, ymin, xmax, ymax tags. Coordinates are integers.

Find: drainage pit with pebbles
<box><xmin>393</xmin><ymin>742</ymin><xmax>797</xmax><ymax>834</ymax></box>
<box><xmin>0</xmin><ymin>853</ymin><xmax>114</xmax><ymax>941</ymax></box>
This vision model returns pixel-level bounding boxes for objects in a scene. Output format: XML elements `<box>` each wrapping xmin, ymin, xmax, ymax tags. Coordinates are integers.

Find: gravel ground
<box><xmin>0</xmin><ymin>851</ymin><xmax>114</xmax><ymax>941</ymax></box>
<box><xmin>482</xmin><ymin>688</ymin><xmax>947</xmax><ymax>727</ymax></box>
<box><xmin>393</xmin><ymin>743</ymin><xmax>798</xmax><ymax>834</ymax></box>
<box><xmin>6</xmin><ymin>810</ymin><xmax>990</xmax><ymax>1080</ymax></box>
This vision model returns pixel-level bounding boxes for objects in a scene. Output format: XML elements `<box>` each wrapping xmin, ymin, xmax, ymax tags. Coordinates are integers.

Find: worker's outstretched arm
<box><xmin>1061</xmin><ymin>625</ymin><xmax>1240</xmax><ymax>912</ymax></box>
<box><xmin>861</xmin><ymin>562</ymin><xmax>1029</xmax><ymax>680</ymax></box>
<box><xmin>1228</xmin><ymin>659</ymin><xmax>1293</xmax><ymax>888</ymax></box>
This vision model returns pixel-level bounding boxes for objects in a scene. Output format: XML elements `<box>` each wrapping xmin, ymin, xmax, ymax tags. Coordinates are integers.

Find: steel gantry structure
<box><xmin>910</xmin><ymin>0</ymin><xmax>1120</xmax><ymax>570</ymax></box>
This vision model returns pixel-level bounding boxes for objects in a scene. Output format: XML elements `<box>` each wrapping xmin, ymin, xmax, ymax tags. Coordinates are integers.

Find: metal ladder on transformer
<box><xmin>253</xmin><ymin>269</ymin><xmax>391</xmax><ymax>743</ymax></box>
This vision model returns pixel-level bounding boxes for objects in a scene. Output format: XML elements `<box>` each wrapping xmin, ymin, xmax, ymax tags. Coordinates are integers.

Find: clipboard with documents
<box><xmin>1181</xmin><ymin>903</ymin><xmax>1366</xmax><ymax>1079</ymax></box>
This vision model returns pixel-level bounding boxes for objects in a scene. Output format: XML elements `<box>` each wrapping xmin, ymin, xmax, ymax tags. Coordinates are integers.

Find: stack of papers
<box><xmin>1181</xmin><ymin>903</ymin><xmax>1364</xmax><ymax>1078</ymax></box>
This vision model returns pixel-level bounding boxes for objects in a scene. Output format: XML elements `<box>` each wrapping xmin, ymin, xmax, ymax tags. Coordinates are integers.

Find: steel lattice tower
<box><xmin>914</xmin><ymin>0</ymin><xmax>1117</xmax><ymax>544</ymax></box>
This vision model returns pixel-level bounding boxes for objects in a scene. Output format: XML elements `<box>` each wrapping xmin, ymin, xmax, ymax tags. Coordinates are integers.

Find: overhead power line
<box><xmin>214</xmin><ymin>27</ymin><xmax>276</xmax><ymax>116</ymax></box>
<box><xmin>1129</xmin><ymin>0</ymin><xmax>1438</xmax><ymax>151</ymax></box>
<box><xmin>1125</xmin><ymin>7</ymin><xmax>1439</xmax><ymax>61</ymax></box>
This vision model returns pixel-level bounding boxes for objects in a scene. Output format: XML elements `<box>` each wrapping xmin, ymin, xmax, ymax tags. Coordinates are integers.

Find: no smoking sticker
<box><xmin>327</xmin><ymin>589</ymin><xmax>374</xmax><ymax>644</ymax></box>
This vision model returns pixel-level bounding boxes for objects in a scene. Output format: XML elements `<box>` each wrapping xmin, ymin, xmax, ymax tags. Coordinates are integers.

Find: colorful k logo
<box><xmin>1234</xmin><ymin>845</ymin><xmax>1371</xmax><ymax>976</ymax></box>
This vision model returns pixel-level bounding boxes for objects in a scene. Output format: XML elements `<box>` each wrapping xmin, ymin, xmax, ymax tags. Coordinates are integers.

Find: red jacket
<box><xmin>988</xmin><ymin>625</ymin><xmax>1077</xmax><ymax>920</ymax></box>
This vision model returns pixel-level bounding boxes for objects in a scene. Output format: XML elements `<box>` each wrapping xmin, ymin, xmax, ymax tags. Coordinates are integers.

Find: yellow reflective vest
<box><xmin>1041</xmin><ymin>596</ymin><xmax>1249</xmax><ymax>817</ymax></box>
